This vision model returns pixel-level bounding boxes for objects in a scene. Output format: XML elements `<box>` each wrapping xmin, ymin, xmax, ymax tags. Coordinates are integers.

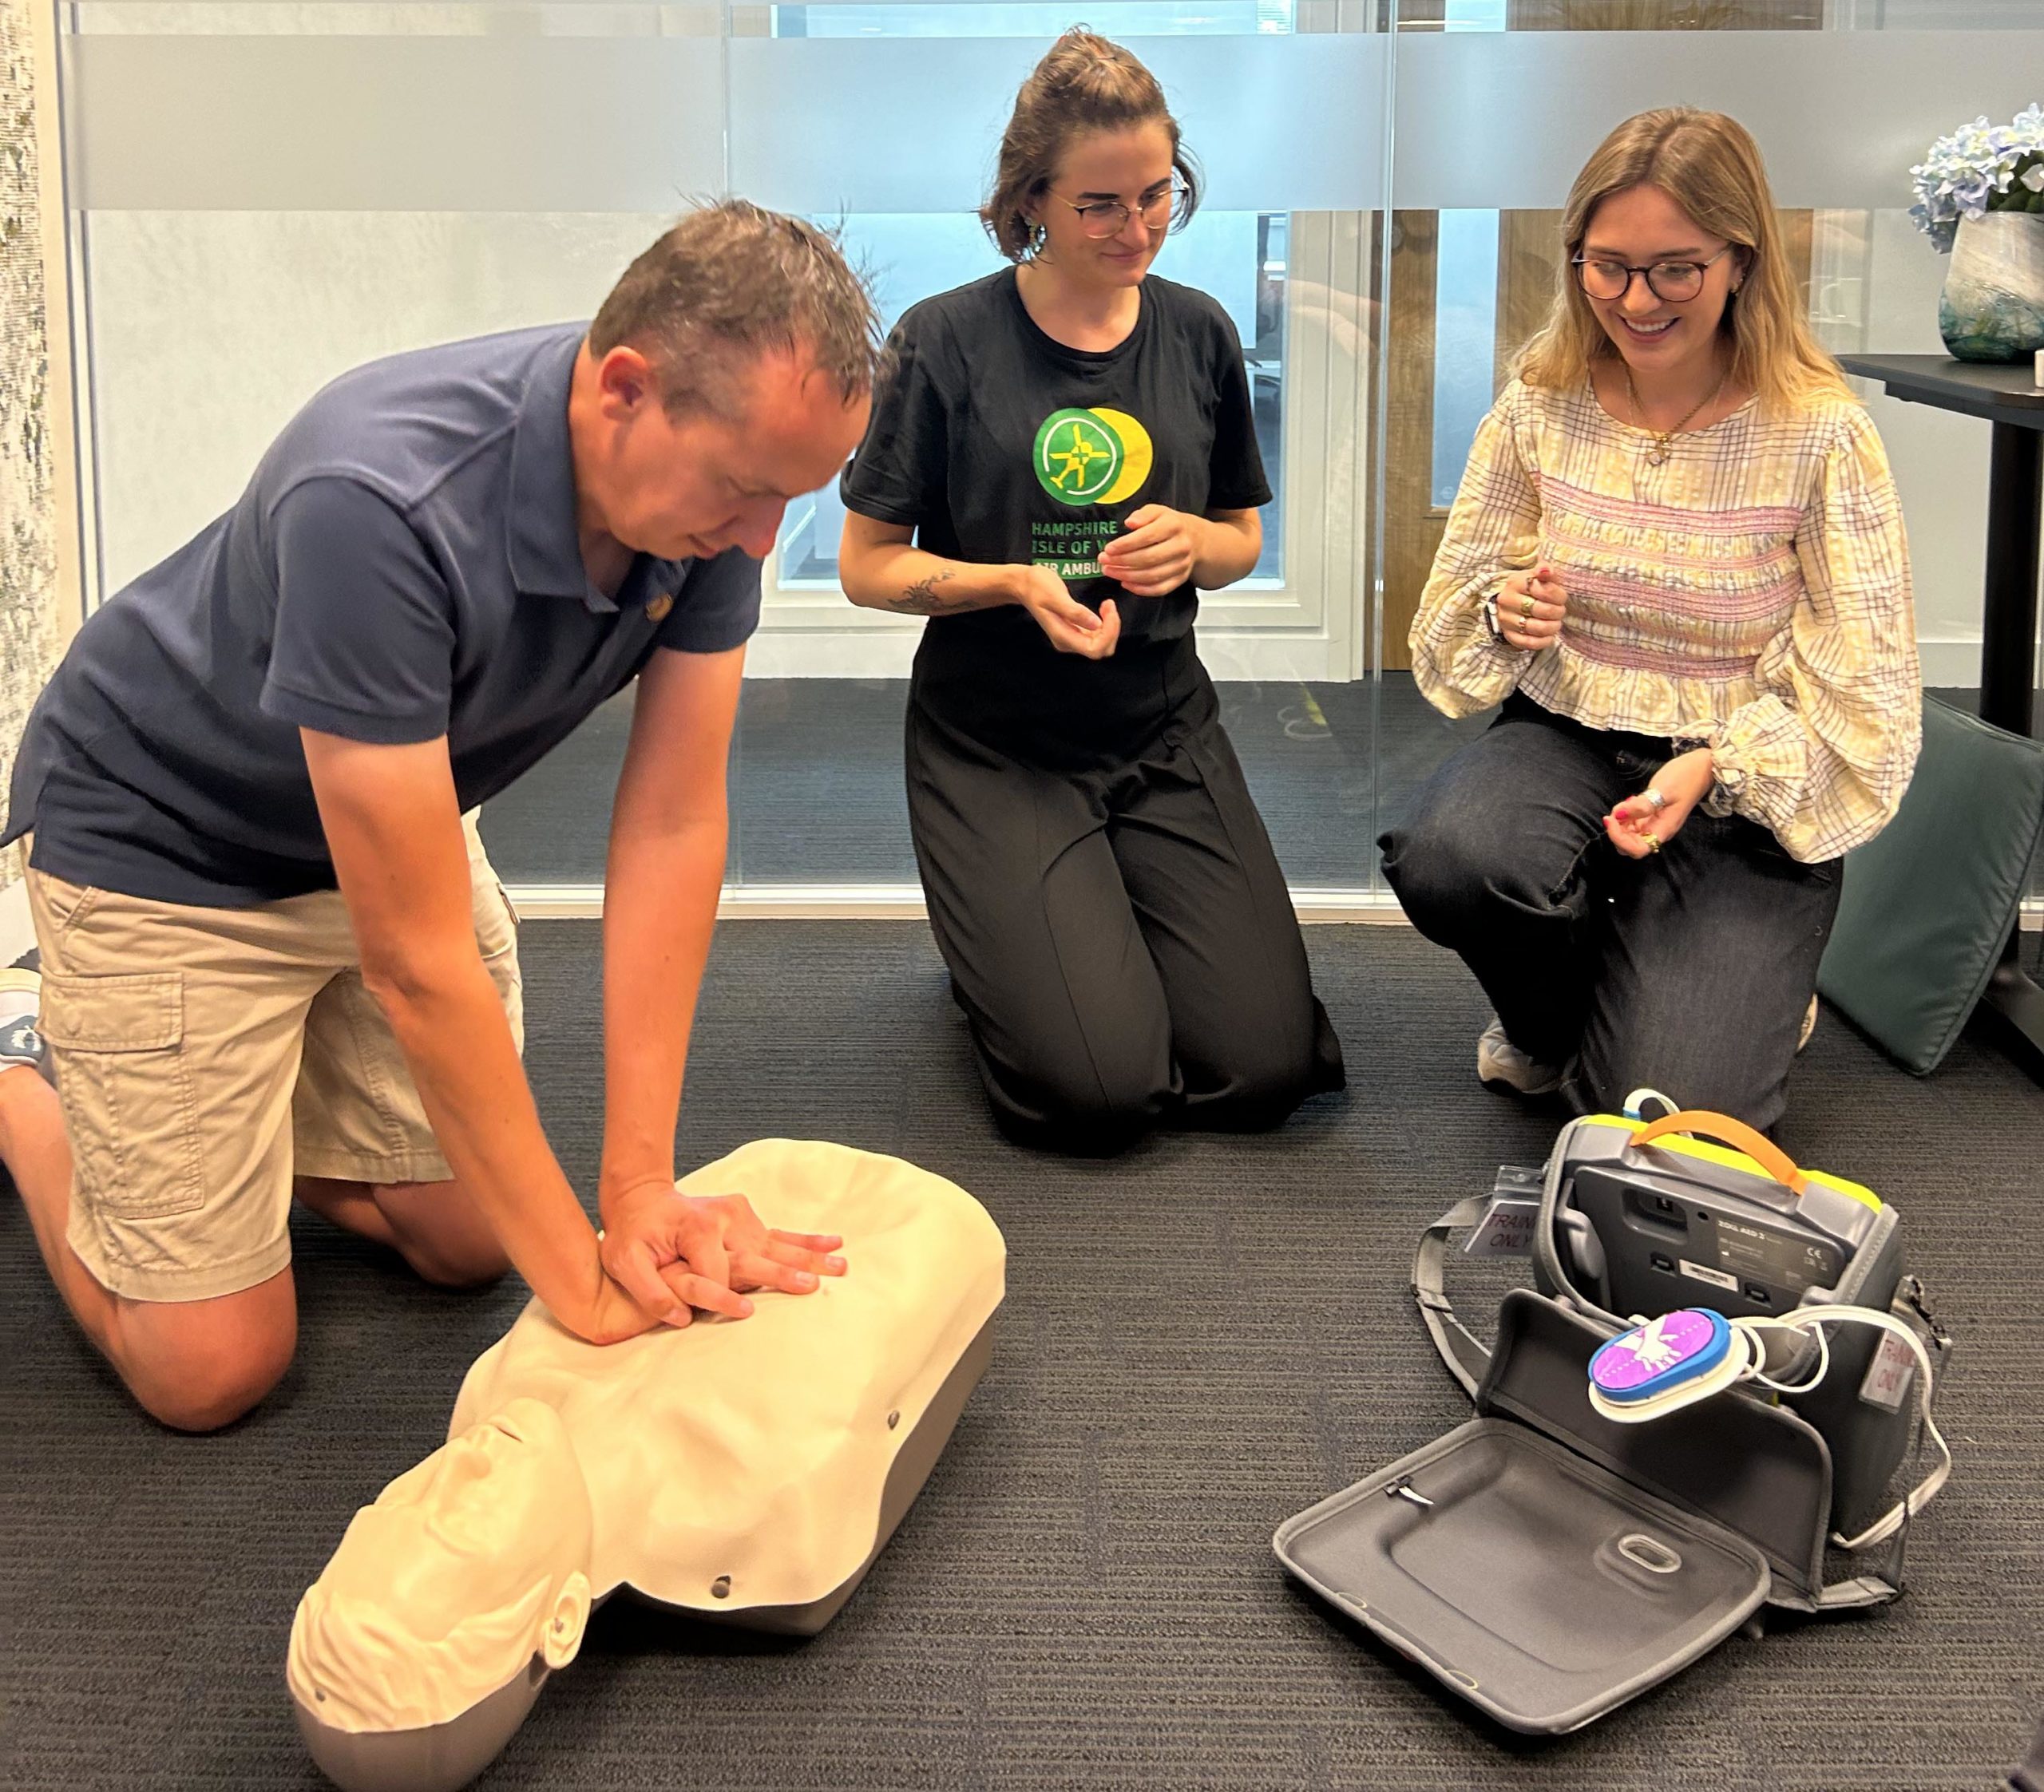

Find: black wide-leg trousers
<box><xmin>905</xmin><ymin>673</ymin><xmax>1344</xmax><ymax>1154</ymax></box>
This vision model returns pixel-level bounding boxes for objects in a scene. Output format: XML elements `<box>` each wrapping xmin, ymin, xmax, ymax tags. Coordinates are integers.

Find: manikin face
<box><xmin>584</xmin><ymin>346</ymin><xmax>872</xmax><ymax>563</ymax></box>
<box><xmin>289</xmin><ymin>1398</ymin><xmax>595</xmax><ymax>1733</ymax></box>
<box><xmin>1579</xmin><ymin>182</ymin><xmax>1745</xmax><ymax>386</ymax></box>
<box><xmin>1028</xmin><ymin>121</ymin><xmax>1178</xmax><ymax>294</ymax></box>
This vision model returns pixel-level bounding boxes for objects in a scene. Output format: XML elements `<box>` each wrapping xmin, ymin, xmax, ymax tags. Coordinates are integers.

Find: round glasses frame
<box><xmin>1049</xmin><ymin>183</ymin><xmax>1187</xmax><ymax>240</ymax></box>
<box><xmin>1571</xmin><ymin>243</ymin><xmax>1735</xmax><ymax>304</ymax></box>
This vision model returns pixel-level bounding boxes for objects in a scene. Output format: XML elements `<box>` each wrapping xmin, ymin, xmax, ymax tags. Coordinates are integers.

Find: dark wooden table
<box><xmin>1839</xmin><ymin>354</ymin><xmax>2043</xmax><ymax>1077</ymax></box>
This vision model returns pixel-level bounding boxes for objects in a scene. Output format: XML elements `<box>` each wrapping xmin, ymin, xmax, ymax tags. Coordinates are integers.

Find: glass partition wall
<box><xmin>51</xmin><ymin>2</ymin><xmax>2044</xmax><ymax>908</ymax></box>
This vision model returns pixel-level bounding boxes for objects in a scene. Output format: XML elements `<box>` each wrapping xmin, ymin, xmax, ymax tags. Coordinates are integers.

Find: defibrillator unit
<box><xmin>1275</xmin><ymin>1107</ymin><xmax>1951</xmax><ymax>1735</ymax></box>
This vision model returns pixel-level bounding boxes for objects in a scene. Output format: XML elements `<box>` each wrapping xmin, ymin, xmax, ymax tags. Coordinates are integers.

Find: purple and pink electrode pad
<box><xmin>1587</xmin><ymin>1308</ymin><xmax>1754</xmax><ymax>1423</ymax></box>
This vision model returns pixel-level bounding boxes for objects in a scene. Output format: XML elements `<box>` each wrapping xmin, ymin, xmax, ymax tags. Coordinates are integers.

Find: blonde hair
<box><xmin>1516</xmin><ymin>108</ymin><xmax>1852</xmax><ymax>416</ymax></box>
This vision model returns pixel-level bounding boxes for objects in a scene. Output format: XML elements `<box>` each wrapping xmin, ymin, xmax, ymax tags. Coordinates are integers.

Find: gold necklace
<box><xmin>1624</xmin><ymin>364</ymin><xmax>1727</xmax><ymax>467</ymax></box>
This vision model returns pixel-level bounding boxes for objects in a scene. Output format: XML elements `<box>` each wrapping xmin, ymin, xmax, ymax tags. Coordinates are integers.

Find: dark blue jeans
<box><xmin>1379</xmin><ymin>694</ymin><xmax>1841</xmax><ymax>1133</ymax></box>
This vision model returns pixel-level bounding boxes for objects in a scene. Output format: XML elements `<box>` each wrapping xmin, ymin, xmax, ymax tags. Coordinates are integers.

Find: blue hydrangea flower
<box><xmin>1911</xmin><ymin>103</ymin><xmax>2044</xmax><ymax>252</ymax></box>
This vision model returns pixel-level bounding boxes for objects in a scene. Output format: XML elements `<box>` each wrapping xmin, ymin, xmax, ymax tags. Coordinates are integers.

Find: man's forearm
<box><xmin>596</xmin><ymin>811</ymin><xmax>726</xmax><ymax>1218</ymax></box>
<box><xmin>370</xmin><ymin>963</ymin><xmax>604</xmax><ymax>1327</ymax></box>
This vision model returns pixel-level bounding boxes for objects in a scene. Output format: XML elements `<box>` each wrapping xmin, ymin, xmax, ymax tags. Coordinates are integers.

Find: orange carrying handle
<box><xmin>1630</xmin><ymin>1110</ymin><xmax>1807</xmax><ymax>1194</ymax></box>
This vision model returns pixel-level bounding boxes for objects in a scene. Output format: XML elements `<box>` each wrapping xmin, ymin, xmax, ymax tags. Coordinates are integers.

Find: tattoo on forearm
<box><xmin>885</xmin><ymin>570</ymin><xmax>974</xmax><ymax>615</ymax></box>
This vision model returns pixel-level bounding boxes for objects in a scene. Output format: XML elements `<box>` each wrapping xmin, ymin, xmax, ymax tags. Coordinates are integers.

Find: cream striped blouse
<box><xmin>1410</xmin><ymin>376</ymin><xmax>1921</xmax><ymax>864</ymax></box>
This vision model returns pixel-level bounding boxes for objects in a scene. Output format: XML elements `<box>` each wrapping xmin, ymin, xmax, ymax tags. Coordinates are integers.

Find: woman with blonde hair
<box><xmin>838</xmin><ymin>30</ymin><xmax>1342</xmax><ymax>1153</ymax></box>
<box><xmin>1380</xmin><ymin>107</ymin><xmax>1919</xmax><ymax>1131</ymax></box>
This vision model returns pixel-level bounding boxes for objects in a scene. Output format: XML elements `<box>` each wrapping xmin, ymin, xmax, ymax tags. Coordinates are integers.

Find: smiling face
<box><xmin>579</xmin><ymin>342</ymin><xmax>872</xmax><ymax>564</ymax></box>
<box><xmin>1029</xmin><ymin>122</ymin><xmax>1178</xmax><ymax>295</ymax></box>
<box><xmin>1579</xmin><ymin>182</ymin><xmax>1745</xmax><ymax>387</ymax></box>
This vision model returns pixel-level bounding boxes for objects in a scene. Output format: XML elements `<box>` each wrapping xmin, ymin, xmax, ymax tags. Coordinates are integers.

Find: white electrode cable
<box><xmin>1730</xmin><ymin>1307</ymin><xmax>1951</xmax><ymax>1552</ymax></box>
<box><xmin>1743</xmin><ymin>1319</ymin><xmax>1829</xmax><ymax>1396</ymax></box>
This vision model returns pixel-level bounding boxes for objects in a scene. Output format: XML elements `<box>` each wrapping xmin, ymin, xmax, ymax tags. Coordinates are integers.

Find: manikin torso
<box><xmin>288</xmin><ymin>1141</ymin><xmax>1006</xmax><ymax>1792</ymax></box>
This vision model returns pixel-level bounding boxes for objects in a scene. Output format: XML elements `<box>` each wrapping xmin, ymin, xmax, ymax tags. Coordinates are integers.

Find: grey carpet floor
<box><xmin>2</xmin><ymin>923</ymin><xmax>2041</xmax><ymax>1791</ymax></box>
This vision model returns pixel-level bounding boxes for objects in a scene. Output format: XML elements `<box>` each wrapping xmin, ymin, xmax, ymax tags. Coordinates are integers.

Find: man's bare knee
<box><xmin>108</xmin><ymin>1276</ymin><xmax>297</xmax><ymax>1433</ymax></box>
<box><xmin>133</xmin><ymin>1355</ymin><xmax>290</xmax><ymax>1432</ymax></box>
<box><xmin>403</xmin><ymin>1236</ymin><xmax>513</xmax><ymax>1291</ymax></box>
<box><xmin>375</xmin><ymin>1181</ymin><xmax>513</xmax><ymax>1290</ymax></box>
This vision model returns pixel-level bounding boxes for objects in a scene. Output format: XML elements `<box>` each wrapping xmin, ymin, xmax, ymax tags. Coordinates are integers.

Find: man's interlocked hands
<box><xmin>584</xmin><ymin>1178</ymin><xmax>847</xmax><ymax>1343</ymax></box>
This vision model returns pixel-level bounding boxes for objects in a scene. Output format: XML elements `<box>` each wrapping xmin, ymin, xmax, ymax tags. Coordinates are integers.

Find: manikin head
<box><xmin>288</xmin><ymin>1398</ymin><xmax>594</xmax><ymax>1741</ymax></box>
<box><xmin>570</xmin><ymin>200</ymin><xmax>880</xmax><ymax>564</ymax></box>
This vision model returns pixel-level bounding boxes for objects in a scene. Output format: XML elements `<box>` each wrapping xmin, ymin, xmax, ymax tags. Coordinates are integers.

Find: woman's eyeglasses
<box><xmin>1051</xmin><ymin>183</ymin><xmax>1186</xmax><ymax>239</ymax></box>
<box><xmin>1572</xmin><ymin>244</ymin><xmax>1734</xmax><ymax>303</ymax></box>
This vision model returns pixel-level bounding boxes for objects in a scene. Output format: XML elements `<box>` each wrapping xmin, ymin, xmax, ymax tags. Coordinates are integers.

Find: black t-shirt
<box><xmin>839</xmin><ymin>269</ymin><xmax>1270</xmax><ymax>750</ymax></box>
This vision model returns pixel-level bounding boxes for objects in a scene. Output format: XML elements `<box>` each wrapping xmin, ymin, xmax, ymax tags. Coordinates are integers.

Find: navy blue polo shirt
<box><xmin>2</xmin><ymin>322</ymin><xmax>761</xmax><ymax>908</ymax></box>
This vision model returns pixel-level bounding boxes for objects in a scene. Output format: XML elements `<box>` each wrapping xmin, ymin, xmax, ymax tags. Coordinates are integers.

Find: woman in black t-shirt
<box><xmin>839</xmin><ymin>30</ymin><xmax>1343</xmax><ymax>1153</ymax></box>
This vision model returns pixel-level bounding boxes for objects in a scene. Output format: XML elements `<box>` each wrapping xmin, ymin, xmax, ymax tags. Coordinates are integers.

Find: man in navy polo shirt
<box><xmin>0</xmin><ymin>202</ymin><xmax>875</xmax><ymax>1431</ymax></box>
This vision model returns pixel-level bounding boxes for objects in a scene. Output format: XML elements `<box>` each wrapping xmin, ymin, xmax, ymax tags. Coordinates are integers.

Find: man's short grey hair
<box><xmin>589</xmin><ymin>201</ymin><xmax>883</xmax><ymax>418</ymax></box>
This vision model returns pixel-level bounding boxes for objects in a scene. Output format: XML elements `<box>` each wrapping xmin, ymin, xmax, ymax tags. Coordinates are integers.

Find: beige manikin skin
<box><xmin>289</xmin><ymin>1139</ymin><xmax>1007</xmax><ymax>1735</ymax></box>
<box><xmin>288</xmin><ymin>1397</ymin><xmax>596</xmax><ymax>1733</ymax></box>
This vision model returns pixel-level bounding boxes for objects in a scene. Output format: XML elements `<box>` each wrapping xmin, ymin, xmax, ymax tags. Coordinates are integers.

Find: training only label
<box><xmin>1464</xmin><ymin>1193</ymin><xmax>1540</xmax><ymax>1259</ymax></box>
<box><xmin>1858</xmin><ymin>1331</ymin><xmax>1919</xmax><ymax>1411</ymax></box>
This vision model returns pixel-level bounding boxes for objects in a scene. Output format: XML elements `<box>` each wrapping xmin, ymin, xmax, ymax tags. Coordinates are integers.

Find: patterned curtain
<box><xmin>1</xmin><ymin>0</ymin><xmax>62</xmax><ymax>900</ymax></box>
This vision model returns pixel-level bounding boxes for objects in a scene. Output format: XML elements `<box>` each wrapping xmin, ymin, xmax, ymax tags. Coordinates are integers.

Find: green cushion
<box><xmin>1818</xmin><ymin>696</ymin><xmax>2044</xmax><ymax>1075</ymax></box>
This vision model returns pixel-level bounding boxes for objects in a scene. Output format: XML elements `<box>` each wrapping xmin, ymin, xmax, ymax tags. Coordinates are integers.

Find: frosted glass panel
<box><xmin>726</xmin><ymin>34</ymin><xmax>1387</xmax><ymax>215</ymax></box>
<box><xmin>1390</xmin><ymin>31</ymin><xmax>2044</xmax><ymax>210</ymax></box>
<box><xmin>53</xmin><ymin>6</ymin><xmax>2044</xmax><ymax>889</ymax></box>
<box><xmin>777</xmin><ymin>1</ymin><xmax>1295</xmax><ymax>34</ymax></box>
<box><xmin>66</xmin><ymin>34</ymin><xmax>725</xmax><ymax>210</ymax></box>
<box><xmin>82</xmin><ymin>212</ymin><xmax>675</xmax><ymax>591</ymax></box>
<box><xmin>67</xmin><ymin>27</ymin><xmax>1388</xmax><ymax>213</ymax></box>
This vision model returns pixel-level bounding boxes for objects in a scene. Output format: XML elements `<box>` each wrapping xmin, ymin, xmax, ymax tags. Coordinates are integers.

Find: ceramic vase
<box><xmin>1939</xmin><ymin>210</ymin><xmax>2044</xmax><ymax>363</ymax></box>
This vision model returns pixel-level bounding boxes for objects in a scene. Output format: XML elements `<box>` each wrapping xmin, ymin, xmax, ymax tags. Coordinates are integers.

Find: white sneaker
<box><xmin>1797</xmin><ymin>995</ymin><xmax>1818</xmax><ymax>1054</ymax></box>
<box><xmin>1477</xmin><ymin>1015</ymin><xmax>1567</xmax><ymax>1098</ymax></box>
<box><xmin>0</xmin><ymin>968</ymin><xmax>44</xmax><ymax>1077</ymax></box>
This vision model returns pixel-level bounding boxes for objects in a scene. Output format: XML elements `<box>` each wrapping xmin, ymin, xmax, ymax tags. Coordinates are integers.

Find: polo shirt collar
<box><xmin>506</xmin><ymin>328</ymin><xmax>595</xmax><ymax>603</ymax></box>
<box><xmin>506</xmin><ymin>326</ymin><xmax>691</xmax><ymax>611</ymax></box>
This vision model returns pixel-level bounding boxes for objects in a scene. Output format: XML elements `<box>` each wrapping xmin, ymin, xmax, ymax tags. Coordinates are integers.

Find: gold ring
<box><xmin>1643</xmin><ymin>832</ymin><xmax>1661</xmax><ymax>853</ymax></box>
<box><xmin>1520</xmin><ymin>595</ymin><xmax>1536</xmax><ymax>618</ymax></box>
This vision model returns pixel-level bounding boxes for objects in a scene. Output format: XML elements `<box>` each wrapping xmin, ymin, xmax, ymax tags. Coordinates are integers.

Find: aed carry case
<box><xmin>1274</xmin><ymin>1109</ymin><xmax>1951</xmax><ymax>1735</ymax></box>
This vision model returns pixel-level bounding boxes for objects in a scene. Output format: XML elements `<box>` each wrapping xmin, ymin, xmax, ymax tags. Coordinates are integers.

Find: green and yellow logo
<box><xmin>1032</xmin><ymin>406</ymin><xmax>1154</xmax><ymax>508</ymax></box>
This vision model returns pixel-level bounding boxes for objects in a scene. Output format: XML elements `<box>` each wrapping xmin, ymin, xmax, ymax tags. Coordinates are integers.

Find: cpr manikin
<box><xmin>289</xmin><ymin>1141</ymin><xmax>1006</xmax><ymax>1792</ymax></box>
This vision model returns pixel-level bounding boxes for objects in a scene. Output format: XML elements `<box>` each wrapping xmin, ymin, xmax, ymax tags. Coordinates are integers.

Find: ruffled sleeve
<box><xmin>1704</xmin><ymin>405</ymin><xmax>1921</xmax><ymax>863</ymax></box>
<box><xmin>1408</xmin><ymin>382</ymin><xmax>1541</xmax><ymax>718</ymax></box>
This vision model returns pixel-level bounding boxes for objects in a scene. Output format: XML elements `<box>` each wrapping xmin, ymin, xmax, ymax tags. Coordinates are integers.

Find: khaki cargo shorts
<box><xmin>24</xmin><ymin>816</ymin><xmax>522</xmax><ymax>1303</ymax></box>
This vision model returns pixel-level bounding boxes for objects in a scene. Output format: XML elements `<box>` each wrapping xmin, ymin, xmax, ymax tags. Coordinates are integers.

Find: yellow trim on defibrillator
<box><xmin>1582</xmin><ymin>1115</ymin><xmax>1883</xmax><ymax>1212</ymax></box>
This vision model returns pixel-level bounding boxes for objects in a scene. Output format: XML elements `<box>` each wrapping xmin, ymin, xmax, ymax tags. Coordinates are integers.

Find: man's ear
<box><xmin>594</xmin><ymin>345</ymin><xmax>658</xmax><ymax>418</ymax></box>
<box><xmin>542</xmin><ymin>1571</ymin><xmax>592</xmax><ymax>1670</ymax></box>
